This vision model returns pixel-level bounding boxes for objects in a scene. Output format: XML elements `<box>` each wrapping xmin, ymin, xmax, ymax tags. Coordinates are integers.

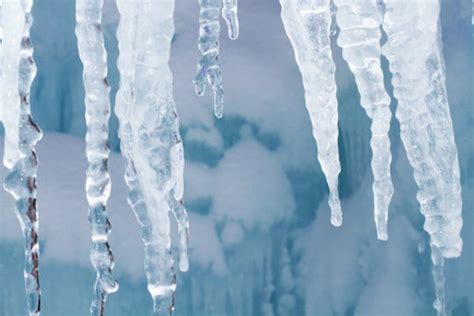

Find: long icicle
<box><xmin>382</xmin><ymin>0</ymin><xmax>463</xmax><ymax>314</ymax></box>
<box><xmin>333</xmin><ymin>0</ymin><xmax>393</xmax><ymax>239</ymax></box>
<box><xmin>75</xmin><ymin>0</ymin><xmax>119</xmax><ymax>314</ymax></box>
<box><xmin>193</xmin><ymin>0</ymin><xmax>239</xmax><ymax>118</ymax></box>
<box><xmin>3</xmin><ymin>0</ymin><xmax>43</xmax><ymax>315</ymax></box>
<box><xmin>115</xmin><ymin>0</ymin><xmax>189</xmax><ymax>314</ymax></box>
<box><xmin>280</xmin><ymin>0</ymin><xmax>342</xmax><ymax>226</ymax></box>
<box><xmin>0</xmin><ymin>0</ymin><xmax>3</xmax><ymax>124</ymax></box>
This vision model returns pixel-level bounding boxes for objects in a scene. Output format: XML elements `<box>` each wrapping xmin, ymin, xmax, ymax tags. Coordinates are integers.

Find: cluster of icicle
<box><xmin>1</xmin><ymin>1</ymin><xmax>43</xmax><ymax>315</ymax></box>
<box><xmin>1</xmin><ymin>0</ymin><xmax>464</xmax><ymax>315</ymax></box>
<box><xmin>76</xmin><ymin>0</ymin><xmax>193</xmax><ymax>315</ymax></box>
<box><xmin>279</xmin><ymin>0</ymin><xmax>463</xmax><ymax>315</ymax></box>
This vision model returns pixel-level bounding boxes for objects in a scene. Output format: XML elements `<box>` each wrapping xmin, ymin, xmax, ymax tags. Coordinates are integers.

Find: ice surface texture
<box><xmin>114</xmin><ymin>0</ymin><xmax>189</xmax><ymax>314</ymax></box>
<box><xmin>333</xmin><ymin>0</ymin><xmax>393</xmax><ymax>240</ymax></box>
<box><xmin>1</xmin><ymin>0</ymin><xmax>43</xmax><ymax>315</ymax></box>
<box><xmin>280</xmin><ymin>0</ymin><xmax>463</xmax><ymax>315</ymax></box>
<box><xmin>280</xmin><ymin>0</ymin><xmax>343</xmax><ymax>226</ymax></box>
<box><xmin>194</xmin><ymin>0</ymin><xmax>239</xmax><ymax>118</ymax></box>
<box><xmin>382</xmin><ymin>1</ymin><xmax>462</xmax><ymax>314</ymax></box>
<box><xmin>75</xmin><ymin>0</ymin><xmax>119</xmax><ymax>314</ymax></box>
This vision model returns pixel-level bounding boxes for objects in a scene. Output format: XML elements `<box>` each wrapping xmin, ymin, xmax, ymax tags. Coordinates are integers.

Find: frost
<box><xmin>194</xmin><ymin>0</ymin><xmax>239</xmax><ymax>118</ymax></box>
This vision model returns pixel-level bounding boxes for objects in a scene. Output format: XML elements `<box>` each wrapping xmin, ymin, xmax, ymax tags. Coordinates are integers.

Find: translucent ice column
<box><xmin>333</xmin><ymin>0</ymin><xmax>393</xmax><ymax>240</ymax></box>
<box><xmin>280</xmin><ymin>0</ymin><xmax>342</xmax><ymax>226</ymax></box>
<box><xmin>75</xmin><ymin>0</ymin><xmax>118</xmax><ymax>314</ymax></box>
<box><xmin>2</xmin><ymin>1</ymin><xmax>43</xmax><ymax>315</ymax></box>
<box><xmin>382</xmin><ymin>0</ymin><xmax>463</xmax><ymax>314</ymax></box>
<box><xmin>115</xmin><ymin>0</ymin><xmax>189</xmax><ymax>314</ymax></box>
<box><xmin>194</xmin><ymin>0</ymin><xmax>239</xmax><ymax>118</ymax></box>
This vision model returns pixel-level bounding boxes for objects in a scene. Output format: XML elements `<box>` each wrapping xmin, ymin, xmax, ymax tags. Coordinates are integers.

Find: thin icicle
<box><xmin>2</xmin><ymin>1</ymin><xmax>42</xmax><ymax>315</ymax></box>
<box><xmin>0</xmin><ymin>0</ymin><xmax>3</xmax><ymax>124</ymax></box>
<box><xmin>261</xmin><ymin>255</ymin><xmax>275</xmax><ymax>316</ymax></box>
<box><xmin>75</xmin><ymin>0</ymin><xmax>118</xmax><ymax>314</ymax></box>
<box><xmin>431</xmin><ymin>245</ymin><xmax>446</xmax><ymax>316</ymax></box>
<box><xmin>280</xmin><ymin>0</ymin><xmax>342</xmax><ymax>226</ymax></box>
<box><xmin>333</xmin><ymin>0</ymin><xmax>393</xmax><ymax>240</ymax></box>
<box><xmin>193</xmin><ymin>0</ymin><xmax>239</xmax><ymax>118</ymax></box>
<box><xmin>115</xmin><ymin>0</ymin><xmax>189</xmax><ymax>314</ymax></box>
<box><xmin>382</xmin><ymin>0</ymin><xmax>462</xmax><ymax>314</ymax></box>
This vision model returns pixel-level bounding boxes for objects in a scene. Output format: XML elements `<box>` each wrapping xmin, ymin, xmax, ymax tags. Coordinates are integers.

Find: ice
<box><xmin>0</xmin><ymin>1</ymin><xmax>470</xmax><ymax>315</ymax></box>
<box><xmin>333</xmin><ymin>0</ymin><xmax>393</xmax><ymax>240</ymax></box>
<box><xmin>193</xmin><ymin>0</ymin><xmax>239</xmax><ymax>118</ymax></box>
<box><xmin>75</xmin><ymin>0</ymin><xmax>118</xmax><ymax>314</ymax></box>
<box><xmin>2</xmin><ymin>0</ymin><xmax>43</xmax><ymax>315</ymax></box>
<box><xmin>0</xmin><ymin>0</ymin><xmax>3</xmax><ymax>123</ymax></box>
<box><xmin>114</xmin><ymin>0</ymin><xmax>189</xmax><ymax>314</ymax></box>
<box><xmin>279</xmin><ymin>0</ymin><xmax>342</xmax><ymax>226</ymax></box>
<box><xmin>382</xmin><ymin>0</ymin><xmax>463</xmax><ymax>314</ymax></box>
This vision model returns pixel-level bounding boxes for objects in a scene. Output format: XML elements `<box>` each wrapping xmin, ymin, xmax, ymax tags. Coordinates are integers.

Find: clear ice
<box><xmin>115</xmin><ymin>0</ymin><xmax>189</xmax><ymax>314</ymax></box>
<box><xmin>75</xmin><ymin>0</ymin><xmax>119</xmax><ymax>314</ymax></box>
<box><xmin>194</xmin><ymin>0</ymin><xmax>239</xmax><ymax>118</ymax></box>
<box><xmin>1</xmin><ymin>0</ymin><xmax>43</xmax><ymax>315</ymax></box>
<box><xmin>280</xmin><ymin>0</ymin><xmax>343</xmax><ymax>226</ymax></box>
<box><xmin>382</xmin><ymin>0</ymin><xmax>463</xmax><ymax>314</ymax></box>
<box><xmin>333</xmin><ymin>0</ymin><xmax>393</xmax><ymax>240</ymax></box>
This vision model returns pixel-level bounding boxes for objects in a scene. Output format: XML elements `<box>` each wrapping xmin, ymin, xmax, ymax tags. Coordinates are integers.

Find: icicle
<box><xmin>2</xmin><ymin>1</ymin><xmax>43</xmax><ymax>315</ymax></box>
<box><xmin>382</xmin><ymin>0</ymin><xmax>463</xmax><ymax>314</ymax></box>
<box><xmin>0</xmin><ymin>0</ymin><xmax>3</xmax><ymax>124</ymax></box>
<box><xmin>280</xmin><ymin>0</ymin><xmax>342</xmax><ymax>226</ymax></box>
<box><xmin>115</xmin><ymin>0</ymin><xmax>189</xmax><ymax>314</ymax></box>
<box><xmin>276</xmin><ymin>244</ymin><xmax>296</xmax><ymax>315</ymax></box>
<box><xmin>261</xmin><ymin>255</ymin><xmax>275</xmax><ymax>316</ymax></box>
<box><xmin>75</xmin><ymin>0</ymin><xmax>119</xmax><ymax>314</ymax></box>
<box><xmin>431</xmin><ymin>245</ymin><xmax>446</xmax><ymax>316</ymax></box>
<box><xmin>333</xmin><ymin>0</ymin><xmax>393</xmax><ymax>240</ymax></box>
<box><xmin>193</xmin><ymin>0</ymin><xmax>239</xmax><ymax>118</ymax></box>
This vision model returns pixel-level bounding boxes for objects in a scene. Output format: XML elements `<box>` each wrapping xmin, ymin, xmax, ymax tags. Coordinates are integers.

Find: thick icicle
<box><xmin>75</xmin><ymin>0</ymin><xmax>118</xmax><ymax>314</ymax></box>
<box><xmin>2</xmin><ymin>1</ymin><xmax>43</xmax><ymax>315</ymax></box>
<box><xmin>382</xmin><ymin>0</ymin><xmax>463</xmax><ymax>314</ymax></box>
<box><xmin>280</xmin><ymin>0</ymin><xmax>342</xmax><ymax>226</ymax></box>
<box><xmin>333</xmin><ymin>0</ymin><xmax>393</xmax><ymax>240</ymax></box>
<box><xmin>115</xmin><ymin>0</ymin><xmax>189</xmax><ymax>314</ymax></box>
<box><xmin>193</xmin><ymin>0</ymin><xmax>239</xmax><ymax>118</ymax></box>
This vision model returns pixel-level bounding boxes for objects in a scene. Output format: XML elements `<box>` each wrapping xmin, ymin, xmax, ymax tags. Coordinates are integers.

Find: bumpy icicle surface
<box><xmin>382</xmin><ymin>0</ymin><xmax>462</xmax><ymax>314</ymax></box>
<box><xmin>194</xmin><ymin>0</ymin><xmax>239</xmax><ymax>118</ymax></box>
<box><xmin>75</xmin><ymin>0</ymin><xmax>118</xmax><ymax>314</ymax></box>
<box><xmin>334</xmin><ymin>0</ymin><xmax>393</xmax><ymax>240</ymax></box>
<box><xmin>115</xmin><ymin>0</ymin><xmax>189</xmax><ymax>314</ymax></box>
<box><xmin>2</xmin><ymin>0</ymin><xmax>43</xmax><ymax>315</ymax></box>
<box><xmin>280</xmin><ymin>0</ymin><xmax>342</xmax><ymax>226</ymax></box>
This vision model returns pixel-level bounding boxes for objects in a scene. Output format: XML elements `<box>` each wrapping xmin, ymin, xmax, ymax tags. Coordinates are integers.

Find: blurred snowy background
<box><xmin>0</xmin><ymin>0</ymin><xmax>472</xmax><ymax>315</ymax></box>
